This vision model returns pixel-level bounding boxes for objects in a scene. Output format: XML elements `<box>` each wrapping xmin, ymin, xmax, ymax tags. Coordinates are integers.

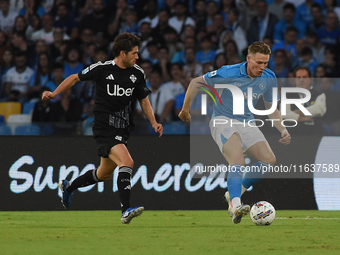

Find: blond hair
<box><xmin>248</xmin><ymin>41</ymin><xmax>271</xmax><ymax>55</ymax></box>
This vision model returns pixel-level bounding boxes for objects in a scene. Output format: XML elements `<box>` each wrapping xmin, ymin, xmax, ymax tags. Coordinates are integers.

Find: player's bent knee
<box><xmin>266</xmin><ymin>155</ymin><xmax>276</xmax><ymax>165</ymax></box>
<box><xmin>97</xmin><ymin>173</ymin><xmax>113</xmax><ymax>181</ymax></box>
<box><xmin>223</xmin><ymin>152</ymin><xmax>245</xmax><ymax>166</ymax></box>
<box><xmin>122</xmin><ymin>159</ymin><xmax>134</xmax><ymax>168</ymax></box>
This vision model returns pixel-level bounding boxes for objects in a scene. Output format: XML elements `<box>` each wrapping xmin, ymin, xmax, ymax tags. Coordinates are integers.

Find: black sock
<box><xmin>66</xmin><ymin>169</ymin><xmax>100</xmax><ymax>193</ymax></box>
<box><xmin>117</xmin><ymin>166</ymin><xmax>132</xmax><ymax>213</ymax></box>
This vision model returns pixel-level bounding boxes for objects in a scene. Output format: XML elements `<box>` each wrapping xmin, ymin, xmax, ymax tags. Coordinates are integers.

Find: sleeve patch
<box><xmin>82</xmin><ymin>67</ymin><xmax>89</xmax><ymax>74</ymax></box>
<box><xmin>207</xmin><ymin>70</ymin><xmax>217</xmax><ymax>78</ymax></box>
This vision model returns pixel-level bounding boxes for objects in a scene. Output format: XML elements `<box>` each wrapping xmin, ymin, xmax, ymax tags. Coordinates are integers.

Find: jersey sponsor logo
<box><xmin>107</xmin><ymin>84</ymin><xmax>135</xmax><ymax>96</ymax></box>
<box><xmin>106</xmin><ymin>74</ymin><xmax>115</xmax><ymax>80</ymax></box>
<box><xmin>130</xmin><ymin>74</ymin><xmax>137</xmax><ymax>83</ymax></box>
<box><xmin>243</xmin><ymin>91</ymin><xmax>263</xmax><ymax>100</ymax></box>
<box><xmin>115</xmin><ymin>135</ymin><xmax>122</xmax><ymax>141</ymax></box>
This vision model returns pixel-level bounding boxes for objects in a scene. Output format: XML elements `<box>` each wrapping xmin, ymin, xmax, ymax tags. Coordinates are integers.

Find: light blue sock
<box><xmin>227</xmin><ymin>164</ymin><xmax>243</xmax><ymax>200</ymax></box>
<box><xmin>242</xmin><ymin>161</ymin><xmax>271</xmax><ymax>189</ymax></box>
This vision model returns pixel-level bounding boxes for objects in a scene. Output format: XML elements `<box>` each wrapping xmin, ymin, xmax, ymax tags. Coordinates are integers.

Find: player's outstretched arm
<box><xmin>139</xmin><ymin>97</ymin><xmax>163</xmax><ymax>137</ymax></box>
<box><xmin>178</xmin><ymin>76</ymin><xmax>205</xmax><ymax>122</ymax></box>
<box><xmin>42</xmin><ymin>74</ymin><xmax>80</xmax><ymax>101</ymax></box>
<box><xmin>279</xmin><ymin>129</ymin><xmax>291</xmax><ymax>145</ymax></box>
<box><xmin>267</xmin><ymin>105</ymin><xmax>291</xmax><ymax>145</ymax></box>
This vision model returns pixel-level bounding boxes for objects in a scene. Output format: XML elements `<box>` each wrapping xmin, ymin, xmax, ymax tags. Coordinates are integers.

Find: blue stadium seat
<box><xmin>163</xmin><ymin>122</ymin><xmax>187</xmax><ymax>134</ymax></box>
<box><xmin>14</xmin><ymin>124</ymin><xmax>40</xmax><ymax>136</ymax></box>
<box><xmin>82</xmin><ymin>117</ymin><xmax>94</xmax><ymax>135</ymax></box>
<box><xmin>0</xmin><ymin>124</ymin><xmax>12</xmax><ymax>135</ymax></box>
<box><xmin>190</xmin><ymin>122</ymin><xmax>211</xmax><ymax>134</ymax></box>
<box><xmin>23</xmin><ymin>101</ymin><xmax>37</xmax><ymax>115</ymax></box>
<box><xmin>0</xmin><ymin>114</ymin><xmax>5</xmax><ymax>123</ymax></box>
<box><xmin>41</xmin><ymin>124</ymin><xmax>54</xmax><ymax>135</ymax></box>
<box><xmin>148</xmin><ymin>124</ymin><xmax>157</xmax><ymax>134</ymax></box>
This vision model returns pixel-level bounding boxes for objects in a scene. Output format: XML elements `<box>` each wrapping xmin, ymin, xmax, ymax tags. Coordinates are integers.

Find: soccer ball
<box><xmin>250</xmin><ymin>201</ymin><xmax>276</xmax><ymax>226</ymax></box>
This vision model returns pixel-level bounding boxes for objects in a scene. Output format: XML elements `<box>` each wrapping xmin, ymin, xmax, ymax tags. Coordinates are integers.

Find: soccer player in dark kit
<box><xmin>42</xmin><ymin>33</ymin><xmax>163</xmax><ymax>224</ymax></box>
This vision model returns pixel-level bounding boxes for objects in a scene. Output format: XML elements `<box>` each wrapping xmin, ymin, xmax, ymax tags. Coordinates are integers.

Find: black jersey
<box><xmin>78</xmin><ymin>60</ymin><xmax>151</xmax><ymax>130</ymax></box>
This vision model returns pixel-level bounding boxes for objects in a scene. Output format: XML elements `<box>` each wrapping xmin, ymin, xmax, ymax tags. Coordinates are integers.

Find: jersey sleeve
<box><xmin>134</xmin><ymin>72</ymin><xmax>151</xmax><ymax>100</ymax></box>
<box><xmin>203</xmin><ymin>66</ymin><xmax>228</xmax><ymax>87</ymax></box>
<box><xmin>78</xmin><ymin>62</ymin><xmax>102</xmax><ymax>81</ymax></box>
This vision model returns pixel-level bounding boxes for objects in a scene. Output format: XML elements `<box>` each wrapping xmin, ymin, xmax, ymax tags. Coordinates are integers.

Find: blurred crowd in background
<box><xmin>0</xmin><ymin>0</ymin><xmax>340</xmax><ymax>136</ymax></box>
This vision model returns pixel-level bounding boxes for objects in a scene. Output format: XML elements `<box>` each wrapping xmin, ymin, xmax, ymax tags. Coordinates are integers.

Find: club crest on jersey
<box><xmin>130</xmin><ymin>74</ymin><xmax>137</xmax><ymax>83</ymax></box>
<box><xmin>259</xmin><ymin>83</ymin><xmax>266</xmax><ymax>90</ymax></box>
<box><xmin>115</xmin><ymin>135</ymin><xmax>122</xmax><ymax>141</ymax></box>
<box><xmin>208</xmin><ymin>70</ymin><xmax>217</xmax><ymax>77</ymax></box>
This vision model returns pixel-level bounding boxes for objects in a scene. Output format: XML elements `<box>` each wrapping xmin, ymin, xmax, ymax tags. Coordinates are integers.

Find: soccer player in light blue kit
<box><xmin>179</xmin><ymin>42</ymin><xmax>291</xmax><ymax>224</ymax></box>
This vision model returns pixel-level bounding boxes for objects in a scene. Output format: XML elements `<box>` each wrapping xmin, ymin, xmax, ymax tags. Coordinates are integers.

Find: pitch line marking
<box><xmin>276</xmin><ymin>217</ymin><xmax>339</xmax><ymax>220</ymax></box>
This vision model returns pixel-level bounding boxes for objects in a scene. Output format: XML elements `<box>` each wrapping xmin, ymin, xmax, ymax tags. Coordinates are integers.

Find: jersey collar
<box><xmin>240</xmin><ymin>61</ymin><xmax>258</xmax><ymax>80</ymax></box>
<box><xmin>240</xmin><ymin>62</ymin><xmax>248</xmax><ymax>77</ymax></box>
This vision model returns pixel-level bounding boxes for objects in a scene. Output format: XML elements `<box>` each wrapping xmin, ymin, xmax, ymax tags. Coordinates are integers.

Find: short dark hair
<box><xmin>201</xmin><ymin>34</ymin><xmax>212</xmax><ymax>42</ymax></box>
<box><xmin>175</xmin><ymin>1</ymin><xmax>186</xmax><ymax>7</ymax></box>
<box><xmin>285</xmin><ymin>26</ymin><xmax>298</xmax><ymax>34</ymax></box>
<box><xmin>139</xmin><ymin>59</ymin><xmax>152</xmax><ymax>66</ymax></box>
<box><xmin>159</xmin><ymin>8</ymin><xmax>170</xmax><ymax>16</ymax></box>
<box><xmin>311</xmin><ymin>3</ymin><xmax>322</xmax><ymax>10</ymax></box>
<box><xmin>305</xmin><ymin>30</ymin><xmax>318</xmax><ymax>39</ymax></box>
<box><xmin>57</xmin><ymin>3</ymin><xmax>69</xmax><ymax>10</ymax></box>
<box><xmin>283</xmin><ymin>3</ymin><xmax>295</xmax><ymax>12</ymax></box>
<box><xmin>171</xmin><ymin>63</ymin><xmax>183</xmax><ymax>71</ymax></box>
<box><xmin>301</xmin><ymin>47</ymin><xmax>313</xmax><ymax>56</ymax></box>
<box><xmin>14</xmin><ymin>50</ymin><xmax>27</xmax><ymax>58</ymax></box>
<box><xmin>13</xmin><ymin>31</ymin><xmax>26</xmax><ymax>40</ymax></box>
<box><xmin>158</xmin><ymin>45</ymin><xmax>169</xmax><ymax>52</ymax></box>
<box><xmin>256</xmin><ymin>0</ymin><xmax>267</xmax><ymax>6</ymax></box>
<box><xmin>229</xmin><ymin>8</ymin><xmax>239</xmax><ymax>18</ymax></box>
<box><xmin>150</xmin><ymin>69</ymin><xmax>162</xmax><ymax>77</ymax></box>
<box><xmin>95</xmin><ymin>46</ymin><xmax>107</xmax><ymax>55</ymax></box>
<box><xmin>147</xmin><ymin>40</ymin><xmax>158</xmax><ymax>48</ymax></box>
<box><xmin>112</xmin><ymin>32</ymin><xmax>141</xmax><ymax>57</ymax></box>
<box><xmin>163</xmin><ymin>26</ymin><xmax>178</xmax><ymax>35</ymax></box>
<box><xmin>64</xmin><ymin>44</ymin><xmax>83</xmax><ymax>61</ymax></box>
<box><xmin>52</xmin><ymin>62</ymin><xmax>64</xmax><ymax>70</ymax></box>
<box><xmin>274</xmin><ymin>49</ymin><xmax>287</xmax><ymax>58</ymax></box>
<box><xmin>294</xmin><ymin>66</ymin><xmax>312</xmax><ymax>77</ymax></box>
<box><xmin>224</xmin><ymin>39</ymin><xmax>239</xmax><ymax>52</ymax></box>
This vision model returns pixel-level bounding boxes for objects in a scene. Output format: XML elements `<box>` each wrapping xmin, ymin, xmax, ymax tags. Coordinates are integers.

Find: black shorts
<box><xmin>93</xmin><ymin>126</ymin><xmax>129</xmax><ymax>158</ymax></box>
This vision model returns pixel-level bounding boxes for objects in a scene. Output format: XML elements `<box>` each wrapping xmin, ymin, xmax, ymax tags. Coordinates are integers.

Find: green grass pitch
<box><xmin>1</xmin><ymin>210</ymin><xmax>339</xmax><ymax>255</ymax></box>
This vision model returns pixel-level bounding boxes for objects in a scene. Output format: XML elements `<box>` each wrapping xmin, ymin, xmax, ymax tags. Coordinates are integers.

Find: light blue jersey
<box><xmin>203</xmin><ymin>62</ymin><xmax>279</xmax><ymax>122</ymax></box>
